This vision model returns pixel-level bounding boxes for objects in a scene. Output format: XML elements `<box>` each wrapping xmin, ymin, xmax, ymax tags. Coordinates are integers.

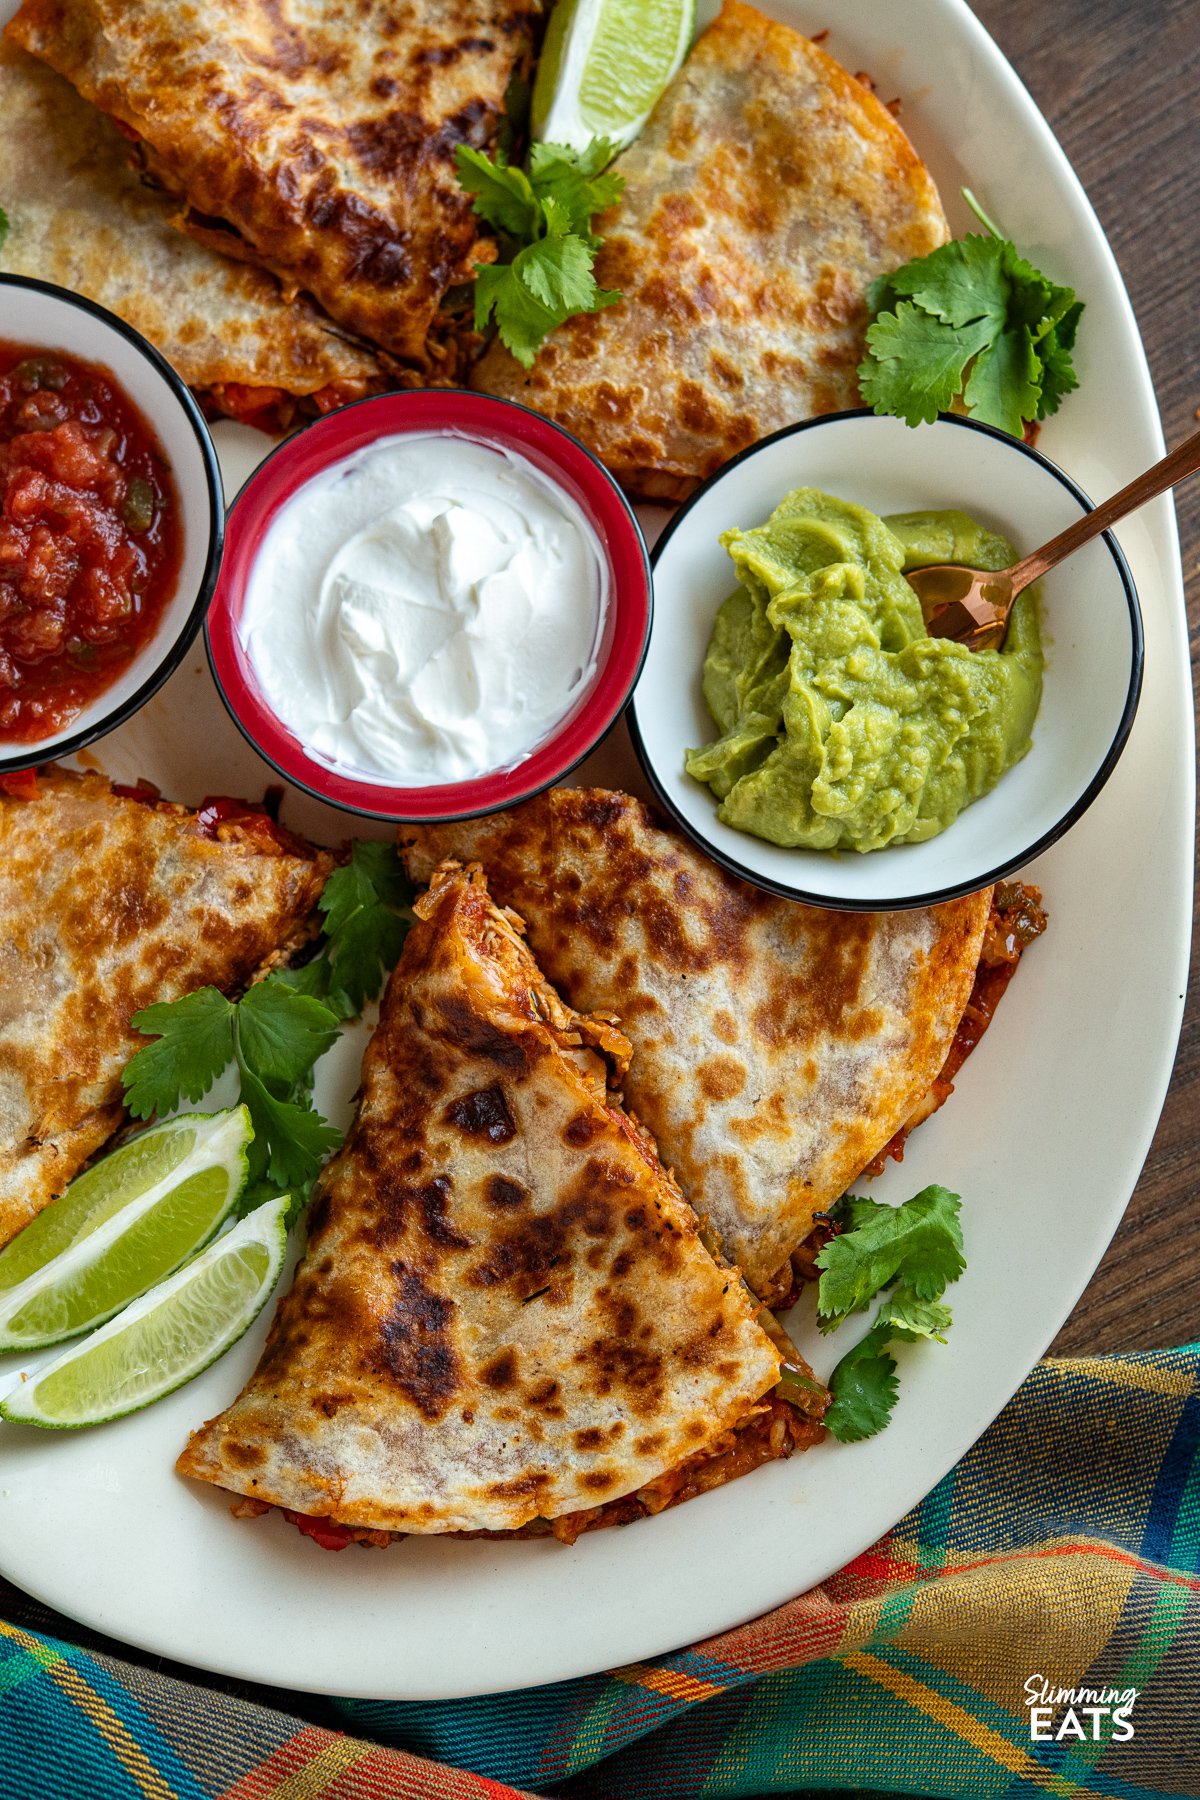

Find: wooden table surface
<box><xmin>966</xmin><ymin>0</ymin><xmax>1199</xmax><ymax>1354</ymax></box>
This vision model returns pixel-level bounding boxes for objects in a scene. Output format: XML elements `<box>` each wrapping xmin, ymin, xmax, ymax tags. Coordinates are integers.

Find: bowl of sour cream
<box><xmin>206</xmin><ymin>391</ymin><xmax>651</xmax><ymax>819</ymax></box>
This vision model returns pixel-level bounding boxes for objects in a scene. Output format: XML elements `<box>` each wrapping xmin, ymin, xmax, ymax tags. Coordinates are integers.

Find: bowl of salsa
<box><xmin>0</xmin><ymin>275</ymin><xmax>223</xmax><ymax>774</ymax></box>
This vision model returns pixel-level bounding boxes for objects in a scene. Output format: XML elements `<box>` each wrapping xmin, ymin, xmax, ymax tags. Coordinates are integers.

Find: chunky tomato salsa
<box><xmin>0</xmin><ymin>340</ymin><xmax>182</xmax><ymax>742</ymax></box>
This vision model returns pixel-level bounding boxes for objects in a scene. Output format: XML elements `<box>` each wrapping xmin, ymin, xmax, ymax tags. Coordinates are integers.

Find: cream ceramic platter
<box><xmin>0</xmin><ymin>0</ymin><xmax>1191</xmax><ymax>1700</ymax></box>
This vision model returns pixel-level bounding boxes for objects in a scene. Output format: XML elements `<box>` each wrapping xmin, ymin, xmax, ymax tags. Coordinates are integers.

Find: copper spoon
<box><xmin>908</xmin><ymin>424</ymin><xmax>1200</xmax><ymax>652</ymax></box>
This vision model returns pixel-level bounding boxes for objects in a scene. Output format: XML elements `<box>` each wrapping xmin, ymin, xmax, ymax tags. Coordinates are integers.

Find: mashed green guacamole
<box><xmin>685</xmin><ymin>490</ymin><xmax>1043</xmax><ymax>853</ymax></box>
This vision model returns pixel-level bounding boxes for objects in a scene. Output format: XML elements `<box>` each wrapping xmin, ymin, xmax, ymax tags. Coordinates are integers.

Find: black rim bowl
<box><xmin>629</xmin><ymin>407</ymin><xmax>1144</xmax><ymax>912</ymax></box>
<box><xmin>0</xmin><ymin>274</ymin><xmax>223</xmax><ymax>776</ymax></box>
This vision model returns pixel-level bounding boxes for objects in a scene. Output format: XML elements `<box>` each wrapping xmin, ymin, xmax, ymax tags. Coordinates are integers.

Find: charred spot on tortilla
<box><xmin>445</xmin><ymin>1085</ymin><xmax>517</xmax><ymax>1143</ymax></box>
<box><xmin>5</xmin><ymin>0</ymin><xmax>542</xmax><ymax>370</ymax></box>
<box><xmin>400</xmin><ymin>791</ymin><xmax>995</xmax><ymax>1294</ymax></box>
<box><xmin>0</xmin><ymin>42</ymin><xmax>385</xmax><ymax>425</ymax></box>
<box><xmin>177</xmin><ymin>862</ymin><xmax>822</xmax><ymax>1537</ymax></box>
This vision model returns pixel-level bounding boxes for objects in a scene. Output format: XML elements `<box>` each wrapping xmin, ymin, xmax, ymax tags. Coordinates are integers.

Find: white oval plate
<box><xmin>0</xmin><ymin>0</ymin><xmax>1191</xmax><ymax>1701</ymax></box>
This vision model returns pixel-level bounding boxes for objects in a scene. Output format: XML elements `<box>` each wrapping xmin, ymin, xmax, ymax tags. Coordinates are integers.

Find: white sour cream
<box><xmin>239</xmin><ymin>432</ymin><xmax>608</xmax><ymax>786</ymax></box>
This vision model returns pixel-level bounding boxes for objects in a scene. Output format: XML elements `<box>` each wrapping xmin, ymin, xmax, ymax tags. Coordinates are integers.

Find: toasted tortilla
<box><xmin>178</xmin><ymin>863</ymin><xmax>801</xmax><ymax>1538</ymax></box>
<box><xmin>401</xmin><ymin>791</ymin><xmax>991</xmax><ymax>1293</ymax></box>
<box><xmin>6</xmin><ymin>0</ymin><xmax>541</xmax><ymax>367</ymax></box>
<box><xmin>0</xmin><ymin>768</ymin><xmax>332</xmax><ymax>1251</ymax></box>
<box><xmin>0</xmin><ymin>41</ymin><xmax>383</xmax><ymax>410</ymax></box>
<box><xmin>472</xmin><ymin>0</ymin><xmax>949</xmax><ymax>498</ymax></box>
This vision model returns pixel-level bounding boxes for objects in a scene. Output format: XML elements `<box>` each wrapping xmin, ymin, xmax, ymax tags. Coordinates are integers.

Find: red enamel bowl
<box><xmin>206</xmin><ymin>390</ymin><xmax>651</xmax><ymax>821</ymax></box>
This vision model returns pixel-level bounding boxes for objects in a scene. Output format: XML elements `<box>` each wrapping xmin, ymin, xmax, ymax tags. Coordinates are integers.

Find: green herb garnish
<box><xmin>816</xmin><ymin>1185</ymin><xmax>964</xmax><ymax>1442</ymax></box>
<box><xmin>273</xmin><ymin>840</ymin><xmax>413</xmax><ymax>1020</ymax></box>
<box><xmin>0</xmin><ymin>207</ymin><xmax>9</xmax><ymax>253</ymax></box>
<box><xmin>122</xmin><ymin>842</ymin><xmax>413</xmax><ymax>1221</ymax></box>
<box><xmin>455</xmin><ymin>138</ymin><xmax>624</xmax><ymax>368</ymax></box>
<box><xmin>858</xmin><ymin>190</ymin><xmax>1083</xmax><ymax>437</ymax></box>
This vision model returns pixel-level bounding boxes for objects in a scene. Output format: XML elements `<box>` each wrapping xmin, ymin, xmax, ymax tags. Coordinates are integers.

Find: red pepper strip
<box><xmin>283</xmin><ymin>1509</ymin><xmax>355</xmax><ymax>1552</ymax></box>
<box><xmin>195</xmin><ymin>796</ymin><xmax>307</xmax><ymax>856</ymax></box>
<box><xmin>0</xmin><ymin>767</ymin><xmax>39</xmax><ymax>799</ymax></box>
<box><xmin>112</xmin><ymin>778</ymin><xmax>163</xmax><ymax>805</ymax></box>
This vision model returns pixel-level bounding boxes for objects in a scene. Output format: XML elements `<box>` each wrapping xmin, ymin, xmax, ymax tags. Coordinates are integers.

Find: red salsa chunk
<box><xmin>0</xmin><ymin>340</ymin><xmax>182</xmax><ymax>741</ymax></box>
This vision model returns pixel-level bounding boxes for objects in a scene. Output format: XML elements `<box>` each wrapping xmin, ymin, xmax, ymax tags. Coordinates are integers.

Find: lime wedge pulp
<box><xmin>0</xmin><ymin>1197</ymin><xmax>289</xmax><ymax>1429</ymax></box>
<box><xmin>0</xmin><ymin>1108</ymin><xmax>252</xmax><ymax>1352</ymax></box>
<box><xmin>532</xmin><ymin>0</ymin><xmax>694</xmax><ymax>154</ymax></box>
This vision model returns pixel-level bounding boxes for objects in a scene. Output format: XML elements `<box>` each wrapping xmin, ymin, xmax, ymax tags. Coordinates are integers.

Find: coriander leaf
<box><xmin>816</xmin><ymin>1184</ymin><xmax>964</xmax><ymax>1328</ymax></box>
<box><xmin>327</xmin><ymin>903</ymin><xmax>408</xmax><ymax>1019</ymax></box>
<box><xmin>234</xmin><ymin>978</ymin><xmax>341</xmax><ymax>1090</ymax></box>
<box><xmin>528</xmin><ymin>138</ymin><xmax>623</xmax><ymax>234</ymax></box>
<box><xmin>530</xmin><ymin>135</ymin><xmax>617</xmax><ymax>184</ymax></box>
<box><xmin>319</xmin><ymin>841</ymin><xmax>411</xmax><ymax>934</ymax></box>
<box><xmin>454</xmin><ymin>144</ymin><xmax>540</xmax><ymax>240</ymax></box>
<box><xmin>239</xmin><ymin>1066</ymin><xmax>342</xmax><ymax>1193</ymax></box>
<box><xmin>860</xmin><ymin>303</ymin><xmax>995</xmax><ymax>427</ymax></box>
<box><xmin>0</xmin><ymin>207</ymin><xmax>8</xmax><ymax>252</ymax></box>
<box><xmin>123</xmin><ymin>988</ymin><xmax>235</xmax><ymax>1118</ymax></box>
<box><xmin>474</xmin><ymin>262</ymin><xmax>577</xmax><ymax>369</ymax></box>
<box><xmin>269</xmin><ymin>959</ymin><xmax>332</xmax><ymax>1002</ymax></box>
<box><xmin>867</xmin><ymin>270</ymin><xmax>899</xmax><ymax>319</ymax></box>
<box><xmin>306</xmin><ymin>842</ymin><xmax>413</xmax><ymax>1017</ymax></box>
<box><xmin>456</xmin><ymin>138</ymin><xmax>626</xmax><ymax>365</ymax></box>
<box><xmin>1000</xmin><ymin>241</ymin><xmax>1076</xmax><ymax>340</ymax></box>
<box><xmin>540</xmin><ymin>194</ymin><xmax>574</xmax><ymax>238</ymax></box>
<box><xmin>963</xmin><ymin>323</ymin><xmax>1041</xmax><ymax>437</ymax></box>
<box><xmin>877</xmin><ymin>1284</ymin><xmax>953</xmax><ymax>1343</ymax></box>
<box><xmin>830</xmin><ymin>1193</ymin><xmax>890</xmax><ymax>1234</ymax></box>
<box><xmin>518</xmin><ymin>233</ymin><xmax>612</xmax><ymax>314</ymax></box>
<box><xmin>860</xmin><ymin>226</ymin><xmax>1083</xmax><ymax>436</ymax></box>
<box><xmin>234</xmin><ymin>1176</ymin><xmax>307</xmax><ymax>1230</ymax></box>
<box><xmin>824</xmin><ymin>1321</ymin><xmax>900</xmax><ymax>1443</ymax></box>
<box><xmin>1036</xmin><ymin>299</ymin><xmax>1083</xmax><ymax>417</ymax></box>
<box><xmin>887</xmin><ymin>234</ymin><xmax>1009</xmax><ymax>330</ymax></box>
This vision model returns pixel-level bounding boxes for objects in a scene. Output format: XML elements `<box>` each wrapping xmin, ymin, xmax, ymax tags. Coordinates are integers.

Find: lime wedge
<box><xmin>532</xmin><ymin>0</ymin><xmax>694</xmax><ymax>154</ymax></box>
<box><xmin>0</xmin><ymin>1109</ymin><xmax>252</xmax><ymax>1352</ymax></box>
<box><xmin>0</xmin><ymin>1198</ymin><xmax>289</xmax><ymax>1429</ymax></box>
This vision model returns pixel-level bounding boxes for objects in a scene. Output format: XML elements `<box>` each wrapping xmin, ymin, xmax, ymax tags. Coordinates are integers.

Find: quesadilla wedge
<box><xmin>473</xmin><ymin>0</ymin><xmax>949</xmax><ymax>498</ymax></box>
<box><xmin>401</xmin><ymin>791</ymin><xmax>993</xmax><ymax>1297</ymax></box>
<box><xmin>0</xmin><ymin>42</ymin><xmax>384</xmax><ymax>429</ymax></box>
<box><xmin>0</xmin><ymin>768</ymin><xmax>332</xmax><ymax>1251</ymax></box>
<box><xmin>6</xmin><ymin>0</ymin><xmax>541</xmax><ymax>371</ymax></box>
<box><xmin>178</xmin><ymin>863</ymin><xmax>824</xmax><ymax>1542</ymax></box>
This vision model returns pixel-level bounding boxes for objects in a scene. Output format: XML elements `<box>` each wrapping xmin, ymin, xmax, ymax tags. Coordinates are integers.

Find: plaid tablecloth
<box><xmin>2</xmin><ymin>1345</ymin><xmax>1198</xmax><ymax>1800</ymax></box>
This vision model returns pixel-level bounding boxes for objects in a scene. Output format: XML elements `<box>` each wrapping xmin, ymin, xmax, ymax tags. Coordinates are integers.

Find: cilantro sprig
<box><xmin>816</xmin><ymin>1186</ymin><xmax>965</xmax><ymax>1443</ymax></box>
<box><xmin>0</xmin><ymin>207</ymin><xmax>9</xmax><ymax>253</ymax></box>
<box><xmin>455</xmin><ymin>139</ymin><xmax>625</xmax><ymax>368</ymax></box>
<box><xmin>859</xmin><ymin>190</ymin><xmax>1083</xmax><ymax>437</ymax></box>
<box><xmin>122</xmin><ymin>842</ymin><xmax>414</xmax><ymax>1223</ymax></box>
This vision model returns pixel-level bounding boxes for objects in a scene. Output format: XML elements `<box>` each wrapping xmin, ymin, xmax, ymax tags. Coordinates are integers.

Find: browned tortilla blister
<box><xmin>0</xmin><ymin>769</ymin><xmax>332</xmax><ymax>1251</ymax></box>
<box><xmin>0</xmin><ymin>41</ymin><xmax>385</xmax><ymax>407</ymax></box>
<box><xmin>5</xmin><ymin>0</ymin><xmax>542</xmax><ymax>366</ymax></box>
<box><xmin>178</xmin><ymin>863</ymin><xmax>788</xmax><ymax>1536</ymax></box>
<box><xmin>401</xmin><ymin>790</ymin><xmax>991</xmax><ymax>1294</ymax></box>
<box><xmin>473</xmin><ymin>0</ymin><xmax>949</xmax><ymax>497</ymax></box>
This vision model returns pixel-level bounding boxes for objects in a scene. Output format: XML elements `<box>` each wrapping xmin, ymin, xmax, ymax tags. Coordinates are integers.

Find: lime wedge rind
<box><xmin>532</xmin><ymin>0</ymin><xmax>694</xmax><ymax>154</ymax></box>
<box><xmin>0</xmin><ymin>1107</ymin><xmax>252</xmax><ymax>1353</ymax></box>
<box><xmin>0</xmin><ymin>1196</ymin><xmax>289</xmax><ymax>1429</ymax></box>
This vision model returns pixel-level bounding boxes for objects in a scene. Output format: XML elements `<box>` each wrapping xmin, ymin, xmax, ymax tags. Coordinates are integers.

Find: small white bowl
<box><xmin>630</xmin><ymin>410</ymin><xmax>1143</xmax><ymax>910</ymax></box>
<box><xmin>0</xmin><ymin>275</ymin><xmax>223</xmax><ymax>773</ymax></box>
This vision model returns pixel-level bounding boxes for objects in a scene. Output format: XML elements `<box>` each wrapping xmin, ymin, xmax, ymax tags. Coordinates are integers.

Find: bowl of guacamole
<box><xmin>685</xmin><ymin>490</ymin><xmax>1044</xmax><ymax>853</ymax></box>
<box><xmin>629</xmin><ymin>412</ymin><xmax>1142</xmax><ymax>910</ymax></box>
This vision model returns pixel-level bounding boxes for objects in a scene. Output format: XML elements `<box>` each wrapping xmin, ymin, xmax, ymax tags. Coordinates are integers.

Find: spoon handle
<box><xmin>1007</xmin><ymin>423</ymin><xmax>1200</xmax><ymax>593</ymax></box>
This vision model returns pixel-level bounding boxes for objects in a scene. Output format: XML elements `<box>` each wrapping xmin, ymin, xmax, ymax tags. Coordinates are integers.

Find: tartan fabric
<box><xmin>2</xmin><ymin>1347</ymin><xmax>1198</xmax><ymax>1800</ymax></box>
